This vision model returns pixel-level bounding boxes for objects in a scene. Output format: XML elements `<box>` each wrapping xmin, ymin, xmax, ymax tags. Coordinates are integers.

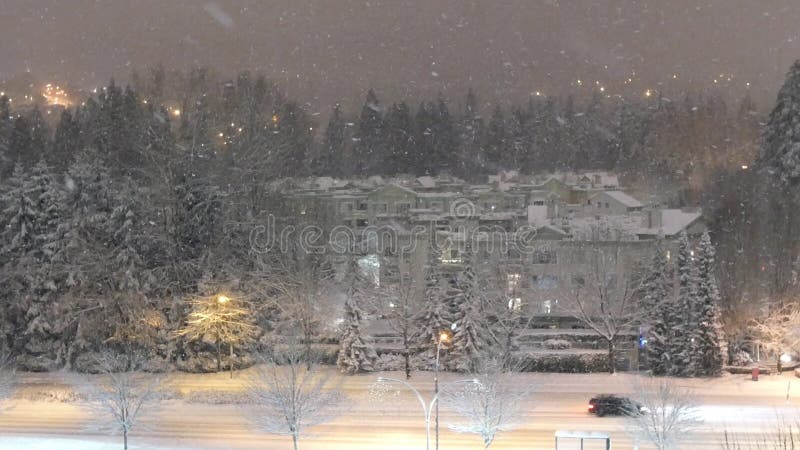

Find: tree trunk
<box><xmin>292</xmin><ymin>432</ymin><xmax>299</xmax><ymax>450</ymax></box>
<box><xmin>123</xmin><ymin>429</ymin><xmax>128</xmax><ymax>450</ymax></box>
<box><xmin>403</xmin><ymin>335</ymin><xmax>411</xmax><ymax>379</ymax></box>
<box><xmin>607</xmin><ymin>339</ymin><xmax>616</xmax><ymax>374</ymax></box>
<box><xmin>216</xmin><ymin>336</ymin><xmax>222</xmax><ymax>373</ymax></box>
<box><xmin>230</xmin><ymin>343</ymin><xmax>234</xmax><ymax>379</ymax></box>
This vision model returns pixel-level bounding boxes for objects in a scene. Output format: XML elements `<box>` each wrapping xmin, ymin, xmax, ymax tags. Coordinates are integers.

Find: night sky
<box><xmin>2</xmin><ymin>0</ymin><xmax>799</xmax><ymax>112</ymax></box>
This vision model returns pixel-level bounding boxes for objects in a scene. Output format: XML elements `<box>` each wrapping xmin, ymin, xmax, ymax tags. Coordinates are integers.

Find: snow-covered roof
<box><xmin>417</xmin><ymin>192</ymin><xmax>460</xmax><ymax>198</ymax></box>
<box><xmin>416</xmin><ymin>176</ymin><xmax>436</xmax><ymax>188</ymax></box>
<box><xmin>370</xmin><ymin>183</ymin><xmax>418</xmax><ymax>197</ymax></box>
<box><xmin>641</xmin><ymin>209</ymin><xmax>702</xmax><ymax>236</ymax></box>
<box><xmin>593</xmin><ymin>190</ymin><xmax>643</xmax><ymax>208</ymax></box>
<box><xmin>480</xmin><ymin>212</ymin><xmax>516</xmax><ymax>220</ymax></box>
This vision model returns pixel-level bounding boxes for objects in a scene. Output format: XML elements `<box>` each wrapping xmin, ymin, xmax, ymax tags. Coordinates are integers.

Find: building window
<box><xmin>507</xmin><ymin>273</ymin><xmax>520</xmax><ymax>293</ymax></box>
<box><xmin>533</xmin><ymin>274</ymin><xmax>558</xmax><ymax>290</ymax></box>
<box><xmin>533</xmin><ymin>248</ymin><xmax>557</xmax><ymax>264</ymax></box>
<box><xmin>533</xmin><ymin>200</ymin><xmax>545</xmax><ymax>206</ymax></box>
<box><xmin>430</xmin><ymin>201</ymin><xmax>442</xmax><ymax>210</ymax></box>
<box><xmin>605</xmin><ymin>202</ymin><xmax>610</xmax><ymax>208</ymax></box>
<box><xmin>358</xmin><ymin>254</ymin><xmax>381</xmax><ymax>287</ymax></box>
<box><xmin>441</xmin><ymin>248</ymin><xmax>462</xmax><ymax>264</ymax></box>
<box><xmin>572</xmin><ymin>274</ymin><xmax>585</xmax><ymax>287</ymax></box>
<box><xmin>507</xmin><ymin>297</ymin><xmax>522</xmax><ymax>311</ymax></box>
<box><xmin>396</xmin><ymin>202</ymin><xmax>411</xmax><ymax>214</ymax></box>
<box><xmin>357</xmin><ymin>202</ymin><xmax>368</xmax><ymax>211</ymax></box>
<box><xmin>541</xmin><ymin>299</ymin><xmax>552</xmax><ymax>314</ymax></box>
<box><xmin>355</xmin><ymin>219</ymin><xmax>368</xmax><ymax>227</ymax></box>
<box><xmin>340</xmin><ymin>202</ymin><xmax>353</xmax><ymax>213</ymax></box>
<box><xmin>376</xmin><ymin>203</ymin><xmax>388</xmax><ymax>214</ymax></box>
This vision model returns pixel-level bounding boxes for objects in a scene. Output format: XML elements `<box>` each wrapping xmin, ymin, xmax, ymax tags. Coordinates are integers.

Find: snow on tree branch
<box><xmin>245</xmin><ymin>346</ymin><xmax>346</xmax><ymax>450</ymax></box>
<box><xmin>625</xmin><ymin>377</ymin><xmax>701</xmax><ymax>450</ymax></box>
<box><xmin>76</xmin><ymin>351</ymin><xmax>163</xmax><ymax>450</ymax></box>
<box><xmin>441</xmin><ymin>358</ymin><xmax>534</xmax><ymax>449</ymax></box>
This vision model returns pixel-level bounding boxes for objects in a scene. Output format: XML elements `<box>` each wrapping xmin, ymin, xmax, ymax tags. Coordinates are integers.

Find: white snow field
<box><xmin>0</xmin><ymin>368</ymin><xmax>796</xmax><ymax>449</ymax></box>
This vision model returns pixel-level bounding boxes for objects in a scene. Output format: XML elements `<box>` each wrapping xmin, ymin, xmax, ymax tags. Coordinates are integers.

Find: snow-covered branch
<box><xmin>625</xmin><ymin>377</ymin><xmax>701</xmax><ymax>450</ymax></box>
<box><xmin>245</xmin><ymin>346</ymin><xmax>345</xmax><ymax>450</ymax></box>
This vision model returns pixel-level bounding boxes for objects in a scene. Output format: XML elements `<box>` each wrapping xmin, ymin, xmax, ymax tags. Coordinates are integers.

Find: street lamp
<box><xmin>216</xmin><ymin>294</ymin><xmax>234</xmax><ymax>378</ymax></box>
<box><xmin>375</xmin><ymin>376</ymin><xmax>479</xmax><ymax>450</ymax></box>
<box><xmin>435</xmin><ymin>328</ymin><xmax>452</xmax><ymax>450</ymax></box>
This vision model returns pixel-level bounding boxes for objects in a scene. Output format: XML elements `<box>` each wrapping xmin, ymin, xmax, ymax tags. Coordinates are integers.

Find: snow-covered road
<box><xmin>0</xmin><ymin>369</ymin><xmax>795</xmax><ymax>449</ymax></box>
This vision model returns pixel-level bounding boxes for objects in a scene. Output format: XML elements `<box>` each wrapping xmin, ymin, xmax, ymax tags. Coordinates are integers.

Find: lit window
<box><xmin>507</xmin><ymin>273</ymin><xmax>520</xmax><ymax>293</ymax></box>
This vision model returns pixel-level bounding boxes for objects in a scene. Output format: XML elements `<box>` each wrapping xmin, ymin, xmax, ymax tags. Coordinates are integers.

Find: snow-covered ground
<box><xmin>1</xmin><ymin>368</ymin><xmax>797</xmax><ymax>449</ymax></box>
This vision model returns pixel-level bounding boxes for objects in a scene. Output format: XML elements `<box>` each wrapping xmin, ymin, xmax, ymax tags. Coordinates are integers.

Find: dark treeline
<box><xmin>0</xmin><ymin>66</ymin><xmax>768</xmax><ymax>371</ymax></box>
<box><xmin>3</xmin><ymin>68</ymin><xmax>761</xmax><ymax>192</ymax></box>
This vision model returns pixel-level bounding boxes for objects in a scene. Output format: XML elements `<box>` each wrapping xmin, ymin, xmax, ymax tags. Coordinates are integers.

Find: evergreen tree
<box><xmin>337</xmin><ymin>295</ymin><xmax>378</xmax><ymax>374</ymax></box>
<box><xmin>485</xmin><ymin>106</ymin><xmax>506</xmax><ymax>170</ymax></box>
<box><xmin>455</xmin><ymin>89</ymin><xmax>485</xmax><ymax>179</ymax></box>
<box><xmin>690</xmin><ymin>232</ymin><xmax>725</xmax><ymax>376</ymax></box>
<box><xmin>759</xmin><ymin>60</ymin><xmax>800</xmax><ymax>186</ymax></box>
<box><xmin>414</xmin><ymin>101</ymin><xmax>435</xmax><ymax>176</ymax></box>
<box><xmin>384</xmin><ymin>102</ymin><xmax>415</xmax><ymax>175</ymax></box>
<box><xmin>353</xmin><ymin>89</ymin><xmax>384</xmax><ymax>175</ymax></box>
<box><xmin>671</xmin><ymin>231</ymin><xmax>698</xmax><ymax>376</ymax></box>
<box><xmin>447</xmin><ymin>242</ymin><xmax>485</xmax><ymax>372</ymax></box>
<box><xmin>7</xmin><ymin>115</ymin><xmax>33</xmax><ymax>169</ymax></box>
<box><xmin>428</xmin><ymin>96</ymin><xmax>458</xmax><ymax>174</ymax></box>
<box><xmin>51</xmin><ymin>108</ymin><xmax>82</xmax><ymax>171</ymax></box>
<box><xmin>0</xmin><ymin>95</ymin><xmax>12</xmax><ymax>173</ymax></box>
<box><xmin>318</xmin><ymin>103</ymin><xmax>346</xmax><ymax>177</ymax></box>
<box><xmin>28</xmin><ymin>108</ymin><xmax>48</xmax><ymax>164</ymax></box>
<box><xmin>642</xmin><ymin>243</ymin><xmax>674</xmax><ymax>375</ymax></box>
<box><xmin>415</xmin><ymin>240</ymin><xmax>450</xmax><ymax>355</ymax></box>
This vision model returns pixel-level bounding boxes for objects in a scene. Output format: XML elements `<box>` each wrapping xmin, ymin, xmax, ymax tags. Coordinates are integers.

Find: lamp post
<box><xmin>216</xmin><ymin>295</ymin><xmax>235</xmax><ymax>379</ymax></box>
<box><xmin>434</xmin><ymin>329</ymin><xmax>452</xmax><ymax>450</ymax></box>
<box><xmin>376</xmin><ymin>376</ymin><xmax>478</xmax><ymax>450</ymax></box>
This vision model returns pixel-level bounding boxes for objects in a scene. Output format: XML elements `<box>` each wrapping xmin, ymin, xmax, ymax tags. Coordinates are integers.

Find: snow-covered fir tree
<box><xmin>642</xmin><ymin>243</ymin><xmax>674</xmax><ymax>375</ymax></box>
<box><xmin>415</xmin><ymin>240</ymin><xmax>450</xmax><ymax>356</ymax></box>
<box><xmin>3</xmin><ymin>160</ymin><xmax>72</xmax><ymax>369</ymax></box>
<box><xmin>447</xmin><ymin>242</ymin><xmax>486</xmax><ymax>372</ymax></box>
<box><xmin>337</xmin><ymin>296</ymin><xmax>378</xmax><ymax>374</ymax></box>
<box><xmin>760</xmin><ymin>60</ymin><xmax>800</xmax><ymax>187</ymax></box>
<box><xmin>337</xmin><ymin>257</ymin><xmax>378</xmax><ymax>374</ymax></box>
<box><xmin>690</xmin><ymin>232</ymin><xmax>725</xmax><ymax>376</ymax></box>
<box><xmin>670</xmin><ymin>231</ymin><xmax>697</xmax><ymax>376</ymax></box>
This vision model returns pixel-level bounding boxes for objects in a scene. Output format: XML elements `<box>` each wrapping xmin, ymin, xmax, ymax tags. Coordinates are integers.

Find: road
<box><xmin>0</xmin><ymin>369</ymin><xmax>796</xmax><ymax>449</ymax></box>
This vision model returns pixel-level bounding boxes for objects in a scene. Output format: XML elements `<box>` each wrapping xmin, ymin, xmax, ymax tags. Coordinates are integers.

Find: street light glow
<box><xmin>217</xmin><ymin>295</ymin><xmax>230</xmax><ymax>304</ymax></box>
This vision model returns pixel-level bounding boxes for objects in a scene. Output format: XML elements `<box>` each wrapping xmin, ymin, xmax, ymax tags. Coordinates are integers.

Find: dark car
<box><xmin>588</xmin><ymin>395</ymin><xmax>646</xmax><ymax>417</ymax></box>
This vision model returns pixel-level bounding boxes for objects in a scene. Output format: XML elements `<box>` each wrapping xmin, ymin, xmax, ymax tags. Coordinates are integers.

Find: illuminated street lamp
<box><xmin>375</xmin><ymin>375</ymin><xmax>479</xmax><ymax>450</ymax></box>
<box><xmin>217</xmin><ymin>294</ymin><xmax>230</xmax><ymax>304</ymax></box>
<box><xmin>434</xmin><ymin>326</ymin><xmax>455</xmax><ymax>450</ymax></box>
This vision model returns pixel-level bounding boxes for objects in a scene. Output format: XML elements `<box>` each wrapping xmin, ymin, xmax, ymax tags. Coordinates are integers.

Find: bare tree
<box><xmin>245</xmin><ymin>345</ymin><xmax>346</xmax><ymax>450</ymax></box>
<box><xmin>176</xmin><ymin>291</ymin><xmax>257</xmax><ymax>377</ymax></box>
<box><xmin>441</xmin><ymin>357</ymin><xmax>535</xmax><ymax>449</ymax></box>
<box><xmin>722</xmin><ymin>417</ymin><xmax>800</xmax><ymax>450</ymax></box>
<box><xmin>482</xmin><ymin>267</ymin><xmax>535</xmax><ymax>370</ymax></box>
<box><xmin>78</xmin><ymin>351</ymin><xmax>162</xmax><ymax>450</ymax></box>
<box><xmin>256</xmin><ymin>249</ymin><xmax>338</xmax><ymax>369</ymax></box>
<box><xmin>557</xmin><ymin>244</ymin><xmax>645</xmax><ymax>373</ymax></box>
<box><xmin>751</xmin><ymin>303</ymin><xmax>800</xmax><ymax>368</ymax></box>
<box><xmin>375</xmin><ymin>255</ymin><xmax>424</xmax><ymax>379</ymax></box>
<box><xmin>625</xmin><ymin>377</ymin><xmax>701</xmax><ymax>450</ymax></box>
